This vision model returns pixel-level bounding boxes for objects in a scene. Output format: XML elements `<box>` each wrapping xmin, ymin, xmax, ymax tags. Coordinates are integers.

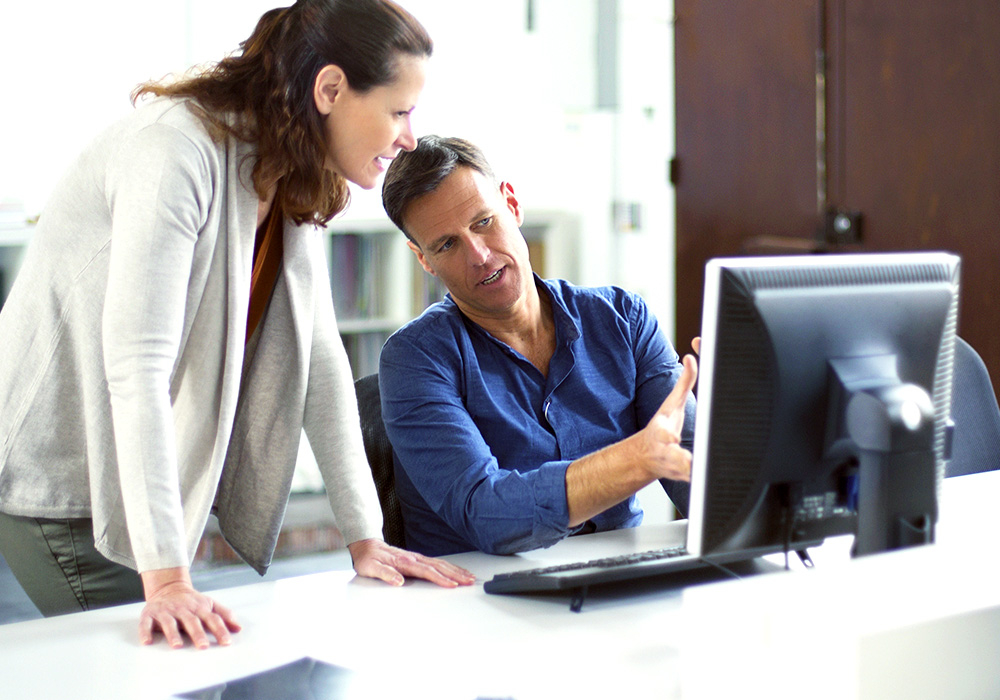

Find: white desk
<box><xmin>1</xmin><ymin>472</ymin><xmax>998</xmax><ymax>700</ymax></box>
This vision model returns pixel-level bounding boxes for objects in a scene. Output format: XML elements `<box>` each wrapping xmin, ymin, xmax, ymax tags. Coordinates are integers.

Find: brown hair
<box><xmin>381</xmin><ymin>134</ymin><xmax>496</xmax><ymax>241</ymax></box>
<box><xmin>134</xmin><ymin>0</ymin><xmax>432</xmax><ymax>226</ymax></box>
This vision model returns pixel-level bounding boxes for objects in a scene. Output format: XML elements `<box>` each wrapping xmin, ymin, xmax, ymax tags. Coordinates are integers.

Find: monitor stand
<box><xmin>827</xmin><ymin>356</ymin><xmax>938</xmax><ymax>556</ymax></box>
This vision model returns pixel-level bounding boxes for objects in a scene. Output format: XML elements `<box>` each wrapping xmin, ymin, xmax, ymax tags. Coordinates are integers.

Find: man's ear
<box><xmin>499</xmin><ymin>181</ymin><xmax>524</xmax><ymax>226</ymax></box>
<box><xmin>407</xmin><ymin>239</ymin><xmax>437</xmax><ymax>276</ymax></box>
<box><xmin>314</xmin><ymin>64</ymin><xmax>348</xmax><ymax>115</ymax></box>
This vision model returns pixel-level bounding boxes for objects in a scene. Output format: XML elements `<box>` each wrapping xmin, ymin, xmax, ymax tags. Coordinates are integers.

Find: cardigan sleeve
<box><xmin>300</xmin><ymin>230</ymin><xmax>384</xmax><ymax>546</ymax></box>
<box><xmin>102</xmin><ymin>123</ymin><xmax>211</xmax><ymax>572</ymax></box>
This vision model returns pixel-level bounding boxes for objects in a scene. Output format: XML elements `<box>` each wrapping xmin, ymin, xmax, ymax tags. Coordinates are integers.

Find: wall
<box><xmin>1</xmin><ymin>1</ymin><xmax>600</xmax><ymax>221</ymax></box>
<box><xmin>0</xmin><ymin>1</ymin><xmax>676</xmax><ymax>328</ymax></box>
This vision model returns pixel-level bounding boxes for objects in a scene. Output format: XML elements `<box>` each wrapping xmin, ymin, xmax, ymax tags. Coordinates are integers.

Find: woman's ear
<box><xmin>314</xmin><ymin>64</ymin><xmax>348</xmax><ymax>115</ymax></box>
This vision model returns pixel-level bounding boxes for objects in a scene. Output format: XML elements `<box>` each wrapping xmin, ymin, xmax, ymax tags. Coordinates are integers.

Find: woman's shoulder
<box><xmin>87</xmin><ymin>97</ymin><xmax>230</xmax><ymax>160</ymax></box>
<box><xmin>97</xmin><ymin>98</ymin><xmax>242</xmax><ymax>185</ymax></box>
<box><xmin>125</xmin><ymin>97</ymin><xmax>219</xmax><ymax>147</ymax></box>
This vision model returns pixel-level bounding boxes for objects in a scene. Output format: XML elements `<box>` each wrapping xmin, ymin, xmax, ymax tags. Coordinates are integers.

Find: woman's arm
<box><xmin>104</xmin><ymin>122</ymin><xmax>236</xmax><ymax>647</ymax></box>
<box><xmin>301</xmin><ymin>230</ymin><xmax>472</xmax><ymax>586</ymax></box>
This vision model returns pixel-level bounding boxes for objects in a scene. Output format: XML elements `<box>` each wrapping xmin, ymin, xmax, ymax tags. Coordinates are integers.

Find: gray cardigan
<box><xmin>0</xmin><ymin>98</ymin><xmax>383</xmax><ymax>574</ymax></box>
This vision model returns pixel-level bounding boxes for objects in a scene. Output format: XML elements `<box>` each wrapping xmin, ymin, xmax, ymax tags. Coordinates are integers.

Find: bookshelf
<box><xmin>325</xmin><ymin>220</ymin><xmax>446</xmax><ymax>380</ymax></box>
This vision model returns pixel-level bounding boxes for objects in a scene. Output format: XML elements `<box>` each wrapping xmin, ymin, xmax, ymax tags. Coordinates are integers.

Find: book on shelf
<box><xmin>340</xmin><ymin>330</ymin><xmax>389</xmax><ymax>379</ymax></box>
<box><xmin>411</xmin><ymin>257</ymin><xmax>447</xmax><ymax>316</ymax></box>
<box><xmin>329</xmin><ymin>231</ymin><xmax>387</xmax><ymax>322</ymax></box>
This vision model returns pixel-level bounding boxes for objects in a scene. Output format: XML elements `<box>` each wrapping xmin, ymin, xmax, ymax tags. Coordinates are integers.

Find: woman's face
<box><xmin>320</xmin><ymin>54</ymin><xmax>427</xmax><ymax>190</ymax></box>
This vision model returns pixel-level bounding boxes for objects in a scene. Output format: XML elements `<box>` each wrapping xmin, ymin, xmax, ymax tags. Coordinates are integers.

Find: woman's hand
<box><xmin>347</xmin><ymin>538</ymin><xmax>476</xmax><ymax>588</ymax></box>
<box><xmin>138</xmin><ymin>567</ymin><xmax>241</xmax><ymax>650</ymax></box>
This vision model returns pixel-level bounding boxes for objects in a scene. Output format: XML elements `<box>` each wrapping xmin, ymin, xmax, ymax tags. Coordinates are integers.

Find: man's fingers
<box><xmin>677</xmin><ymin>354</ymin><xmax>698</xmax><ymax>394</ymax></box>
<box><xmin>663</xmin><ymin>444</ymin><xmax>693</xmax><ymax>482</ymax></box>
<box><xmin>658</xmin><ymin>354</ymin><xmax>698</xmax><ymax>415</ymax></box>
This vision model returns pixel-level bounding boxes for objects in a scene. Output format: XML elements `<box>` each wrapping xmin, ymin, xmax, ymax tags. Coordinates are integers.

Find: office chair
<box><xmin>946</xmin><ymin>336</ymin><xmax>1000</xmax><ymax>477</ymax></box>
<box><xmin>353</xmin><ymin>373</ymin><xmax>406</xmax><ymax>547</ymax></box>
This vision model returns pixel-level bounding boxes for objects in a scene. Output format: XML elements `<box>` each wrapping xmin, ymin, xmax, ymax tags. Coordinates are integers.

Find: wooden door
<box><xmin>674</xmin><ymin>0</ymin><xmax>1000</xmax><ymax>396</ymax></box>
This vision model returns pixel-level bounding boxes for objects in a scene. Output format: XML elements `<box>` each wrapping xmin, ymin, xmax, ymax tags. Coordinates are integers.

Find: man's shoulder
<box><xmin>543</xmin><ymin>278</ymin><xmax>644</xmax><ymax>315</ymax></box>
<box><xmin>397</xmin><ymin>298</ymin><xmax>463</xmax><ymax>332</ymax></box>
<box><xmin>382</xmin><ymin>299</ymin><xmax>466</xmax><ymax>355</ymax></box>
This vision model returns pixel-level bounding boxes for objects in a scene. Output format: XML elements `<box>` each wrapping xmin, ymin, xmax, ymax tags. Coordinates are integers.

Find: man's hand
<box><xmin>566</xmin><ymin>353</ymin><xmax>698</xmax><ymax>526</ymax></box>
<box><xmin>347</xmin><ymin>539</ymin><xmax>476</xmax><ymax>588</ymax></box>
<box><xmin>139</xmin><ymin>567</ymin><xmax>241</xmax><ymax>650</ymax></box>
<box><xmin>640</xmin><ymin>353</ymin><xmax>698</xmax><ymax>482</ymax></box>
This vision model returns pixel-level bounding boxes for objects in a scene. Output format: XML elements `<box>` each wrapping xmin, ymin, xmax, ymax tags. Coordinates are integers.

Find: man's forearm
<box><xmin>564</xmin><ymin>356</ymin><xmax>697</xmax><ymax>527</ymax></box>
<box><xmin>564</xmin><ymin>434</ymin><xmax>657</xmax><ymax>527</ymax></box>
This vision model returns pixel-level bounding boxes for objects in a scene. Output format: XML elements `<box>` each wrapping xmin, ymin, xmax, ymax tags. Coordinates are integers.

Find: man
<box><xmin>379</xmin><ymin>135</ymin><xmax>697</xmax><ymax>556</ymax></box>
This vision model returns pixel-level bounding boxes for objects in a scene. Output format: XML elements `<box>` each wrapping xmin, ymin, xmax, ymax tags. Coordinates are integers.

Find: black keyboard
<box><xmin>483</xmin><ymin>545</ymin><xmax>701</xmax><ymax>595</ymax></box>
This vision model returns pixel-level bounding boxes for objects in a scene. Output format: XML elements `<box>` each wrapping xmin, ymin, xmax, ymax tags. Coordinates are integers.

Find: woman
<box><xmin>0</xmin><ymin>0</ymin><xmax>473</xmax><ymax>650</ymax></box>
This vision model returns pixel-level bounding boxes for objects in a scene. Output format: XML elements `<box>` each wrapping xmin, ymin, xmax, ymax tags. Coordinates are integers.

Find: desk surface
<box><xmin>1</xmin><ymin>471</ymin><xmax>997</xmax><ymax>700</ymax></box>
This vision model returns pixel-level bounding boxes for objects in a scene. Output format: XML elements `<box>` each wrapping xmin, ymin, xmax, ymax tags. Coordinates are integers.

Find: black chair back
<box><xmin>947</xmin><ymin>337</ymin><xmax>1000</xmax><ymax>477</ymax></box>
<box><xmin>354</xmin><ymin>374</ymin><xmax>406</xmax><ymax>547</ymax></box>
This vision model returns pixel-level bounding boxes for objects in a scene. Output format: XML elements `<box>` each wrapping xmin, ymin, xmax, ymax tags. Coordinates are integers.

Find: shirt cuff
<box><xmin>530</xmin><ymin>460</ymin><xmax>575</xmax><ymax>545</ymax></box>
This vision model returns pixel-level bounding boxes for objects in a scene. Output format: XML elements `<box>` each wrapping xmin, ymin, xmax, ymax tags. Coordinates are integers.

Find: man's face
<box><xmin>403</xmin><ymin>167</ymin><xmax>533</xmax><ymax>323</ymax></box>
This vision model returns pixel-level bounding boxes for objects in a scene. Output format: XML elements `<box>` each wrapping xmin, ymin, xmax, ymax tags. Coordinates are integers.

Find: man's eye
<box><xmin>438</xmin><ymin>239</ymin><xmax>454</xmax><ymax>253</ymax></box>
<box><xmin>477</xmin><ymin>217</ymin><xmax>492</xmax><ymax>227</ymax></box>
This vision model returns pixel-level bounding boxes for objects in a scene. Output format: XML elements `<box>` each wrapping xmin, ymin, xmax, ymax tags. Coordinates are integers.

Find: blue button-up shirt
<box><xmin>379</xmin><ymin>277</ymin><xmax>695</xmax><ymax>556</ymax></box>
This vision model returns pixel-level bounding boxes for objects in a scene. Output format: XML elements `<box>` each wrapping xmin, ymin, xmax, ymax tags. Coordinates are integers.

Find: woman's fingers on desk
<box><xmin>348</xmin><ymin>538</ymin><xmax>475</xmax><ymax>588</ymax></box>
<box><xmin>138</xmin><ymin>584</ymin><xmax>242</xmax><ymax>650</ymax></box>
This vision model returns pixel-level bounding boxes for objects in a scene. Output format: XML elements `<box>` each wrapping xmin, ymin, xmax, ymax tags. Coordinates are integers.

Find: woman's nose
<box><xmin>397</xmin><ymin>121</ymin><xmax>417</xmax><ymax>152</ymax></box>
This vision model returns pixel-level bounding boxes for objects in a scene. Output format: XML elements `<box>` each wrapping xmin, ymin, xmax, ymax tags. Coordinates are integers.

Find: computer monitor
<box><xmin>687</xmin><ymin>251</ymin><xmax>960</xmax><ymax>561</ymax></box>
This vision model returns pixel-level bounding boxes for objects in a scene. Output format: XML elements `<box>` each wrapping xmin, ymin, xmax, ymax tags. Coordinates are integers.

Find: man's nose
<box><xmin>467</xmin><ymin>236</ymin><xmax>490</xmax><ymax>265</ymax></box>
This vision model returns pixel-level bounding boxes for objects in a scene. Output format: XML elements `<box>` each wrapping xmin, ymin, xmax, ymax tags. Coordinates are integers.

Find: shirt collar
<box><xmin>536</xmin><ymin>275</ymin><xmax>582</xmax><ymax>346</ymax></box>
